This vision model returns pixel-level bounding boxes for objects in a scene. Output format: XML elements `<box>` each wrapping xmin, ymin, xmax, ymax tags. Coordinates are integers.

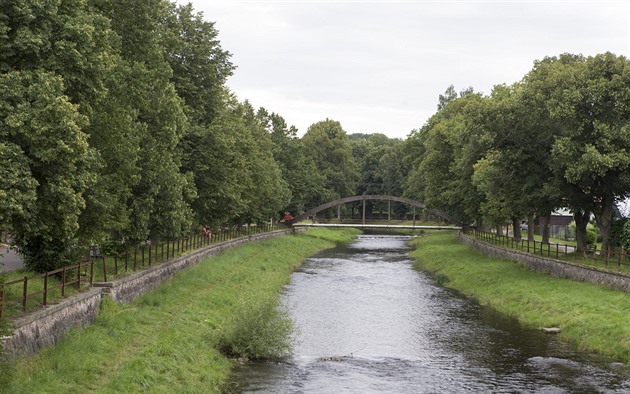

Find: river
<box><xmin>225</xmin><ymin>234</ymin><xmax>630</xmax><ymax>393</ymax></box>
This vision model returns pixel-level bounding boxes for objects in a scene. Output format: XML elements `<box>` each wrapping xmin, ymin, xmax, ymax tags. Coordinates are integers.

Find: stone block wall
<box><xmin>458</xmin><ymin>232</ymin><xmax>630</xmax><ymax>292</ymax></box>
<box><xmin>2</xmin><ymin>288</ymin><xmax>101</xmax><ymax>359</ymax></box>
<box><xmin>2</xmin><ymin>229</ymin><xmax>298</xmax><ymax>359</ymax></box>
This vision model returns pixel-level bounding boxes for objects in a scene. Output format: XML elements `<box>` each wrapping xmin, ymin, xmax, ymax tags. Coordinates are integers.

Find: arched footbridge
<box><xmin>293</xmin><ymin>195</ymin><xmax>461</xmax><ymax>230</ymax></box>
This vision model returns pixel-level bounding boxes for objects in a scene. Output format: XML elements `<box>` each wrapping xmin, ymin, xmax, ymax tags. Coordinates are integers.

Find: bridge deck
<box><xmin>292</xmin><ymin>223</ymin><xmax>462</xmax><ymax>230</ymax></box>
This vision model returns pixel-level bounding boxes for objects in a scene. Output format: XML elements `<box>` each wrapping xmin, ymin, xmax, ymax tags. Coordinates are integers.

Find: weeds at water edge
<box><xmin>217</xmin><ymin>290</ymin><xmax>296</xmax><ymax>361</ymax></box>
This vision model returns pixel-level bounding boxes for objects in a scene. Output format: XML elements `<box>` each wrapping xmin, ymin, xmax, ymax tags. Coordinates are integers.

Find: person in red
<box><xmin>202</xmin><ymin>225</ymin><xmax>212</xmax><ymax>238</ymax></box>
<box><xmin>282</xmin><ymin>211</ymin><xmax>295</xmax><ymax>226</ymax></box>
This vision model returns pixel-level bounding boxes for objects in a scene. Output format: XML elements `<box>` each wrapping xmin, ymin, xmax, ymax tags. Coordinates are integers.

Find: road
<box><xmin>1</xmin><ymin>247</ymin><xmax>24</xmax><ymax>273</ymax></box>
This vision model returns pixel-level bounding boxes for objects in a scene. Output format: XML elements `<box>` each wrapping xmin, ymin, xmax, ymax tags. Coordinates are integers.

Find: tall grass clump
<box><xmin>0</xmin><ymin>317</ymin><xmax>12</xmax><ymax>387</ymax></box>
<box><xmin>217</xmin><ymin>290</ymin><xmax>295</xmax><ymax>360</ymax></box>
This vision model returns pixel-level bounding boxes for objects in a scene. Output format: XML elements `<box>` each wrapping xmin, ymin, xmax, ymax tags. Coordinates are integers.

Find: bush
<box><xmin>217</xmin><ymin>291</ymin><xmax>295</xmax><ymax>361</ymax></box>
<box><xmin>622</xmin><ymin>221</ymin><xmax>630</xmax><ymax>252</ymax></box>
<box><xmin>586</xmin><ymin>224</ymin><xmax>598</xmax><ymax>245</ymax></box>
<box><xmin>609</xmin><ymin>218</ymin><xmax>628</xmax><ymax>247</ymax></box>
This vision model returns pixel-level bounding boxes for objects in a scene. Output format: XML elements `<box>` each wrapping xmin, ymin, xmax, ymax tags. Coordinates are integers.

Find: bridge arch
<box><xmin>295</xmin><ymin>195</ymin><xmax>453</xmax><ymax>223</ymax></box>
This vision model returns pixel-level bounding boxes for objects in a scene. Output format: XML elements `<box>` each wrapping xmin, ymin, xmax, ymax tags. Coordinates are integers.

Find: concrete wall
<box><xmin>2</xmin><ymin>229</ymin><xmax>298</xmax><ymax>359</ymax></box>
<box><xmin>459</xmin><ymin>232</ymin><xmax>630</xmax><ymax>292</ymax></box>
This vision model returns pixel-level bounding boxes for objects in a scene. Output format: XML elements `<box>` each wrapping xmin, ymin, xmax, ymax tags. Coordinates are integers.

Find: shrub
<box><xmin>622</xmin><ymin>220</ymin><xmax>630</xmax><ymax>252</ymax></box>
<box><xmin>586</xmin><ymin>224</ymin><xmax>598</xmax><ymax>245</ymax></box>
<box><xmin>217</xmin><ymin>291</ymin><xmax>295</xmax><ymax>361</ymax></box>
<box><xmin>609</xmin><ymin>218</ymin><xmax>628</xmax><ymax>247</ymax></box>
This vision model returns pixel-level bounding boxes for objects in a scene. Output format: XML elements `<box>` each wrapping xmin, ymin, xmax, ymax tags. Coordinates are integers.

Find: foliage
<box><xmin>302</xmin><ymin>119</ymin><xmax>359</xmax><ymax>205</ymax></box>
<box><xmin>265</xmin><ymin>111</ymin><xmax>327</xmax><ymax>214</ymax></box>
<box><xmin>217</xmin><ymin>290</ymin><xmax>295</xmax><ymax>360</ymax></box>
<box><xmin>525</xmin><ymin>53</ymin><xmax>630</xmax><ymax>252</ymax></box>
<box><xmin>585</xmin><ymin>224</ymin><xmax>598</xmax><ymax>245</ymax></box>
<box><xmin>409</xmin><ymin>91</ymin><xmax>488</xmax><ymax>224</ymax></box>
<box><xmin>349</xmin><ymin>134</ymin><xmax>405</xmax><ymax>216</ymax></box>
<box><xmin>608</xmin><ymin>218</ymin><xmax>628</xmax><ymax>247</ymax></box>
<box><xmin>0</xmin><ymin>71</ymin><xmax>95</xmax><ymax>271</ymax></box>
<box><xmin>623</xmin><ymin>221</ymin><xmax>630</xmax><ymax>252</ymax></box>
<box><xmin>2</xmin><ymin>0</ymin><xmax>629</xmax><ymax>275</ymax></box>
<box><xmin>620</xmin><ymin>220</ymin><xmax>630</xmax><ymax>253</ymax></box>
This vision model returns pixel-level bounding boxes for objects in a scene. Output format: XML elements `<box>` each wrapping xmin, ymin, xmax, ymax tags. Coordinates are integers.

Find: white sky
<box><xmin>179</xmin><ymin>1</ymin><xmax>630</xmax><ymax>139</ymax></box>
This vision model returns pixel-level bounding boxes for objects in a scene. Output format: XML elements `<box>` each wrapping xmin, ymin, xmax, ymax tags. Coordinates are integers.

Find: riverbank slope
<box><xmin>0</xmin><ymin>227</ymin><xmax>359</xmax><ymax>393</ymax></box>
<box><xmin>409</xmin><ymin>231</ymin><xmax>630</xmax><ymax>365</ymax></box>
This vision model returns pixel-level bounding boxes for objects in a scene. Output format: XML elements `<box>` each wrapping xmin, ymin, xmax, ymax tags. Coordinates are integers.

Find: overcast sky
<box><xmin>179</xmin><ymin>1</ymin><xmax>629</xmax><ymax>139</ymax></box>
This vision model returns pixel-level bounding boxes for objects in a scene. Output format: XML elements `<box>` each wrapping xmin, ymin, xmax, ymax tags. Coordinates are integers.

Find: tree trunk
<box><xmin>574</xmin><ymin>209</ymin><xmax>590</xmax><ymax>254</ymax></box>
<box><xmin>540</xmin><ymin>215</ymin><xmax>550</xmax><ymax>244</ymax></box>
<box><xmin>512</xmin><ymin>216</ymin><xmax>521</xmax><ymax>240</ymax></box>
<box><xmin>593</xmin><ymin>193</ymin><xmax>614</xmax><ymax>255</ymax></box>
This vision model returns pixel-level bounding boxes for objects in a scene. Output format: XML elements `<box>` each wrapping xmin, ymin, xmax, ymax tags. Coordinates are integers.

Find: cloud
<box><xmin>181</xmin><ymin>1</ymin><xmax>629</xmax><ymax>139</ymax></box>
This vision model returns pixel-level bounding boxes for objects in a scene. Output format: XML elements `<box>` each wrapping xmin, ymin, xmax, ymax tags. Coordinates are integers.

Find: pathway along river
<box><xmin>226</xmin><ymin>235</ymin><xmax>630</xmax><ymax>393</ymax></box>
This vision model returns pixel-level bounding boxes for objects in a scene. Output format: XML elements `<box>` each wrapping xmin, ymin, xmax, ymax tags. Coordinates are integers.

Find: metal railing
<box><xmin>467</xmin><ymin>228</ymin><xmax>629</xmax><ymax>269</ymax></box>
<box><xmin>0</xmin><ymin>222</ymin><xmax>281</xmax><ymax>319</ymax></box>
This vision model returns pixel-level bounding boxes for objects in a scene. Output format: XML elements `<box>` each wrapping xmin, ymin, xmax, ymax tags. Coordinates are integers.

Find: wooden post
<box><xmin>43</xmin><ymin>273</ymin><xmax>48</xmax><ymax>306</ymax></box>
<box><xmin>101</xmin><ymin>257</ymin><xmax>106</xmax><ymax>283</ymax></box>
<box><xmin>337</xmin><ymin>205</ymin><xmax>341</xmax><ymax>222</ymax></box>
<box><xmin>388</xmin><ymin>200</ymin><xmax>391</xmax><ymax>223</ymax></box>
<box><xmin>22</xmin><ymin>276</ymin><xmax>28</xmax><ymax>311</ymax></box>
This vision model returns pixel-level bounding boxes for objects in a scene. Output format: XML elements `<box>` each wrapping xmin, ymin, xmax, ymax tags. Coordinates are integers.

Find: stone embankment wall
<box><xmin>3</xmin><ymin>288</ymin><xmax>102</xmax><ymax>357</ymax></box>
<box><xmin>458</xmin><ymin>232</ymin><xmax>630</xmax><ymax>292</ymax></box>
<box><xmin>2</xmin><ymin>229</ymin><xmax>298</xmax><ymax>359</ymax></box>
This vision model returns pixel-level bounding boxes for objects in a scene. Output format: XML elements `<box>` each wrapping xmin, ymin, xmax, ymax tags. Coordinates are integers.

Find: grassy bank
<box><xmin>409</xmin><ymin>231</ymin><xmax>630</xmax><ymax>365</ymax></box>
<box><xmin>1</xmin><ymin>227</ymin><xmax>359</xmax><ymax>393</ymax></box>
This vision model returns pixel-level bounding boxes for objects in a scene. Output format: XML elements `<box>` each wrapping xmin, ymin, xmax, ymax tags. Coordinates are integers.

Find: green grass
<box><xmin>410</xmin><ymin>231</ymin><xmax>630</xmax><ymax>365</ymax></box>
<box><xmin>472</xmin><ymin>230</ymin><xmax>630</xmax><ymax>274</ymax></box>
<box><xmin>0</xmin><ymin>227</ymin><xmax>359</xmax><ymax>393</ymax></box>
<box><xmin>0</xmin><ymin>226</ymin><xmax>284</xmax><ymax>319</ymax></box>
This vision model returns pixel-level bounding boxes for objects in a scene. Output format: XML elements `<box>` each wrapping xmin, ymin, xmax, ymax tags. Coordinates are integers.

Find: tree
<box><xmin>181</xmin><ymin>102</ymin><xmax>250</xmax><ymax>228</ymax></box>
<box><xmin>0</xmin><ymin>0</ymin><xmax>140</xmax><ymax>247</ymax></box>
<box><xmin>302</xmin><ymin>119</ymin><xmax>359</xmax><ymax>205</ymax></box>
<box><xmin>350</xmin><ymin>133</ymin><xmax>403</xmax><ymax>216</ymax></box>
<box><xmin>470</xmin><ymin>84</ymin><xmax>562</xmax><ymax>241</ymax></box>
<box><xmin>96</xmin><ymin>0</ymin><xmax>195</xmax><ymax>243</ymax></box>
<box><xmin>265</xmin><ymin>111</ymin><xmax>326</xmax><ymax>214</ymax></box>
<box><xmin>163</xmin><ymin>2</ymin><xmax>233</xmax><ymax>125</ymax></box>
<box><xmin>413</xmin><ymin>93</ymin><xmax>488</xmax><ymax>224</ymax></box>
<box><xmin>526</xmin><ymin>53</ymin><xmax>630</xmax><ymax>251</ymax></box>
<box><xmin>0</xmin><ymin>71</ymin><xmax>94</xmax><ymax>271</ymax></box>
<box><xmin>238</xmin><ymin>103</ymin><xmax>290</xmax><ymax>222</ymax></box>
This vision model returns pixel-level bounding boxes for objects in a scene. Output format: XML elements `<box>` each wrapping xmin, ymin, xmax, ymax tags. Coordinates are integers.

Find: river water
<box><xmin>226</xmin><ymin>235</ymin><xmax>630</xmax><ymax>393</ymax></box>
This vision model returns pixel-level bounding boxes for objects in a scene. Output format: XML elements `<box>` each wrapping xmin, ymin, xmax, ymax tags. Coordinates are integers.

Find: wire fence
<box><xmin>0</xmin><ymin>222</ymin><xmax>282</xmax><ymax>319</ymax></box>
